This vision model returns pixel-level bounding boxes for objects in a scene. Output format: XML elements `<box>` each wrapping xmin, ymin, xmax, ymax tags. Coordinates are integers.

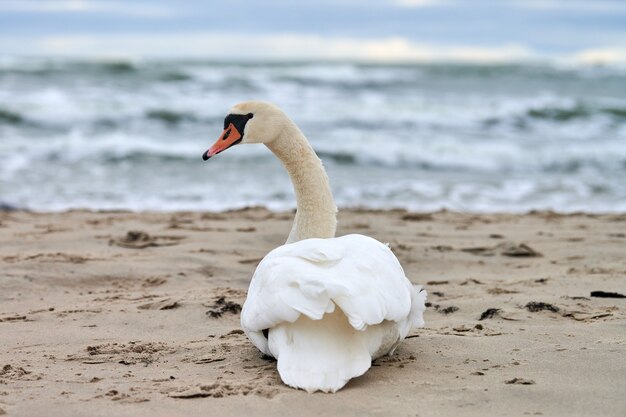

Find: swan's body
<box><xmin>242</xmin><ymin>234</ymin><xmax>426</xmax><ymax>392</ymax></box>
<box><xmin>203</xmin><ymin>101</ymin><xmax>426</xmax><ymax>393</ymax></box>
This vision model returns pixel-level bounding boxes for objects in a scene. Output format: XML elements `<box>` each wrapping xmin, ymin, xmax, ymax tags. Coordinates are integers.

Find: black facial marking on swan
<box><xmin>224</xmin><ymin>113</ymin><xmax>254</xmax><ymax>137</ymax></box>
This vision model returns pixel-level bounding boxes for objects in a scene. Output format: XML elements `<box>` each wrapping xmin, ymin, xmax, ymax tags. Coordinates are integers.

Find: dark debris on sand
<box><xmin>479</xmin><ymin>308</ymin><xmax>501</xmax><ymax>321</ymax></box>
<box><xmin>461</xmin><ymin>242</ymin><xmax>542</xmax><ymax>257</ymax></box>
<box><xmin>205</xmin><ymin>296</ymin><xmax>242</xmax><ymax>318</ymax></box>
<box><xmin>437</xmin><ymin>305</ymin><xmax>459</xmax><ymax>315</ymax></box>
<box><xmin>505</xmin><ymin>378</ymin><xmax>535</xmax><ymax>385</ymax></box>
<box><xmin>525</xmin><ymin>302</ymin><xmax>559</xmax><ymax>313</ymax></box>
<box><xmin>401</xmin><ymin>213</ymin><xmax>433</xmax><ymax>222</ymax></box>
<box><xmin>110</xmin><ymin>230</ymin><xmax>183</xmax><ymax>249</ymax></box>
<box><xmin>590</xmin><ymin>291</ymin><xmax>625</xmax><ymax>299</ymax></box>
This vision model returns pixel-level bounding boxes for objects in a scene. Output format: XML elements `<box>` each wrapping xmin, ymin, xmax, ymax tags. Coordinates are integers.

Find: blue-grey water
<box><xmin>0</xmin><ymin>57</ymin><xmax>625</xmax><ymax>212</ymax></box>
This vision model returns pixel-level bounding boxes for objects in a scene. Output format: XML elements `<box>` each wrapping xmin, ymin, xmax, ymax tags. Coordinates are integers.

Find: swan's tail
<box><xmin>409</xmin><ymin>285</ymin><xmax>427</xmax><ymax>329</ymax></box>
<box><xmin>267</xmin><ymin>309</ymin><xmax>371</xmax><ymax>393</ymax></box>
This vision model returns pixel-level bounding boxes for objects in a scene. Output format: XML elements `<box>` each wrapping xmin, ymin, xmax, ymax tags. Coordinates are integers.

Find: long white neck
<box><xmin>266</xmin><ymin>120</ymin><xmax>337</xmax><ymax>244</ymax></box>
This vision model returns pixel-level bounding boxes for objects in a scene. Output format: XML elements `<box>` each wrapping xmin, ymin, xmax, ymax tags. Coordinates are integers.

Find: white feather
<box><xmin>241</xmin><ymin>234</ymin><xmax>427</xmax><ymax>393</ymax></box>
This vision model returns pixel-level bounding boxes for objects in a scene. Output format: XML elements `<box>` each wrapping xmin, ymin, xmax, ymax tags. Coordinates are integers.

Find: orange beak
<box><xmin>202</xmin><ymin>123</ymin><xmax>242</xmax><ymax>160</ymax></box>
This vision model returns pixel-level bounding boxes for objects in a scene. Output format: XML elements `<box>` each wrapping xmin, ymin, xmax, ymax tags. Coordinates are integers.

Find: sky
<box><xmin>0</xmin><ymin>0</ymin><xmax>625</xmax><ymax>63</ymax></box>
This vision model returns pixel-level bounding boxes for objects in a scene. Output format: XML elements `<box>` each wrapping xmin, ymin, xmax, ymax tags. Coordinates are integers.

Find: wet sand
<box><xmin>1</xmin><ymin>208</ymin><xmax>625</xmax><ymax>416</ymax></box>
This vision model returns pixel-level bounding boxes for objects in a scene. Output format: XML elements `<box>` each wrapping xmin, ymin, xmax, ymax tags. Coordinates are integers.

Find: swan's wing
<box><xmin>327</xmin><ymin>235</ymin><xmax>416</xmax><ymax>331</ymax></box>
<box><xmin>240</xmin><ymin>237</ymin><xmax>345</xmax><ymax>355</ymax></box>
<box><xmin>241</xmin><ymin>234</ymin><xmax>418</xmax><ymax>354</ymax></box>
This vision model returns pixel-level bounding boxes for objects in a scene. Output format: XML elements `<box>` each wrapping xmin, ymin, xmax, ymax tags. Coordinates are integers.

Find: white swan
<box><xmin>203</xmin><ymin>101</ymin><xmax>427</xmax><ymax>393</ymax></box>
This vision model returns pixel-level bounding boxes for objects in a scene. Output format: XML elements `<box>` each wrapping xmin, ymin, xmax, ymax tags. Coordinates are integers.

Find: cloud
<box><xmin>0</xmin><ymin>0</ymin><xmax>177</xmax><ymax>18</ymax></box>
<box><xmin>0</xmin><ymin>32</ymin><xmax>539</xmax><ymax>63</ymax></box>
<box><xmin>573</xmin><ymin>47</ymin><xmax>626</xmax><ymax>65</ymax></box>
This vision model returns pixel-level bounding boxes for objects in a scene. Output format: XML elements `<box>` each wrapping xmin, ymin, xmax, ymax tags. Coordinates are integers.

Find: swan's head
<box><xmin>202</xmin><ymin>101</ymin><xmax>287</xmax><ymax>160</ymax></box>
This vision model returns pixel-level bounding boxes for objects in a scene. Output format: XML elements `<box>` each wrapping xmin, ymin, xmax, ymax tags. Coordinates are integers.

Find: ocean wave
<box><xmin>525</xmin><ymin>103</ymin><xmax>626</xmax><ymax>122</ymax></box>
<box><xmin>29</xmin><ymin>149</ymin><xmax>621</xmax><ymax>177</ymax></box>
<box><xmin>2</xmin><ymin>60</ymin><xmax>625</xmax><ymax>134</ymax></box>
<box><xmin>272</xmin><ymin>74</ymin><xmax>419</xmax><ymax>90</ymax></box>
<box><xmin>0</xmin><ymin>59</ymin><xmax>137</xmax><ymax>76</ymax></box>
<box><xmin>5</xmin><ymin>172</ymin><xmax>625</xmax><ymax>214</ymax></box>
<box><xmin>318</xmin><ymin>145</ymin><xmax>626</xmax><ymax>175</ymax></box>
<box><xmin>157</xmin><ymin>71</ymin><xmax>193</xmax><ymax>82</ymax></box>
<box><xmin>0</xmin><ymin>108</ymin><xmax>25</xmax><ymax>125</ymax></box>
<box><xmin>145</xmin><ymin>109</ymin><xmax>201</xmax><ymax>125</ymax></box>
<box><xmin>1</xmin><ymin>59</ymin><xmax>625</xmax><ymax>213</ymax></box>
<box><xmin>3</xmin><ymin>57</ymin><xmax>624</xmax><ymax>78</ymax></box>
<box><xmin>5</xmin><ymin>127</ymin><xmax>620</xmax><ymax>179</ymax></box>
<box><xmin>3</xmin><ymin>101</ymin><xmax>623</xmax><ymax>134</ymax></box>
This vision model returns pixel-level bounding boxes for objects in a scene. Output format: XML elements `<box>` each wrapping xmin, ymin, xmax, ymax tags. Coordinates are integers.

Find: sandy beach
<box><xmin>1</xmin><ymin>208</ymin><xmax>625</xmax><ymax>416</ymax></box>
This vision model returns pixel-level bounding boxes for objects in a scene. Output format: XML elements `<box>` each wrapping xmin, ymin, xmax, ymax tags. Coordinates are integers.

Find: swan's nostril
<box><xmin>222</xmin><ymin>128</ymin><xmax>231</xmax><ymax>141</ymax></box>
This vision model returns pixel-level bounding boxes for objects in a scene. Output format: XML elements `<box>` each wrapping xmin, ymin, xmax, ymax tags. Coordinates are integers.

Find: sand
<box><xmin>1</xmin><ymin>208</ymin><xmax>625</xmax><ymax>416</ymax></box>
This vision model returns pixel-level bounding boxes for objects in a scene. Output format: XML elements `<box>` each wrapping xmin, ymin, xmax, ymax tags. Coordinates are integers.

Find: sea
<box><xmin>1</xmin><ymin>57</ymin><xmax>625</xmax><ymax>213</ymax></box>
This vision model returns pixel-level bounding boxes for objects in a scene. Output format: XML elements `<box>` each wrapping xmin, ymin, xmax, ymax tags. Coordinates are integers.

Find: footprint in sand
<box><xmin>67</xmin><ymin>341</ymin><xmax>171</xmax><ymax>366</ymax></box>
<box><xmin>0</xmin><ymin>364</ymin><xmax>41</xmax><ymax>381</ymax></box>
<box><xmin>168</xmin><ymin>381</ymin><xmax>279</xmax><ymax>399</ymax></box>
<box><xmin>141</xmin><ymin>276</ymin><xmax>168</xmax><ymax>287</ymax></box>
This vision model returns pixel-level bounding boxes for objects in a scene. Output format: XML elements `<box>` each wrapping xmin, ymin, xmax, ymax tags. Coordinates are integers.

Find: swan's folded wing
<box><xmin>241</xmin><ymin>238</ymin><xmax>344</xmax><ymax>334</ymax></box>
<box><xmin>241</xmin><ymin>234</ymin><xmax>414</xmax><ymax>337</ymax></box>
<box><xmin>327</xmin><ymin>235</ymin><xmax>414</xmax><ymax>330</ymax></box>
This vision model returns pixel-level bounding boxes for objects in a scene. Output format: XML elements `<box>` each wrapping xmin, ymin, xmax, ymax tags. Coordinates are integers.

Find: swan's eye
<box><xmin>247</xmin><ymin>113</ymin><xmax>254</xmax><ymax>119</ymax></box>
